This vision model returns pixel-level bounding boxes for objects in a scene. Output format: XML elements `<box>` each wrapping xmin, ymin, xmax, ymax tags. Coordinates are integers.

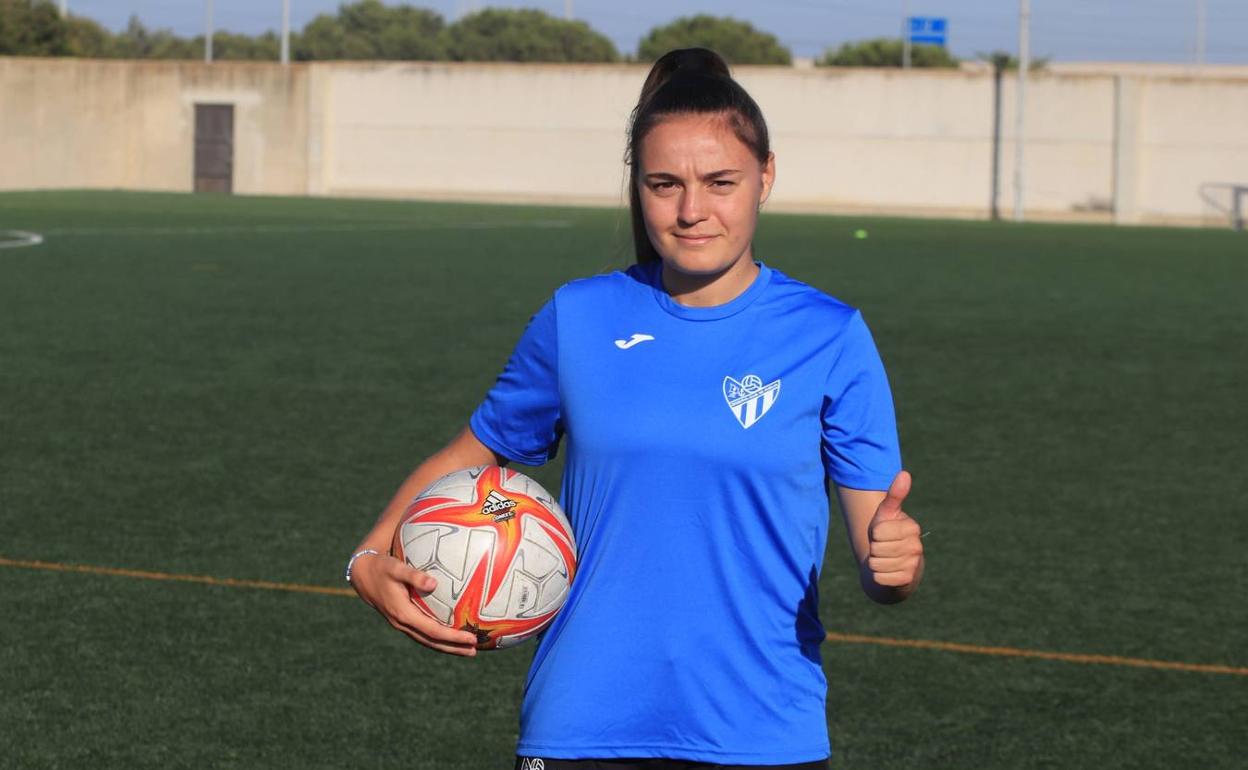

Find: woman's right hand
<box><xmin>349</xmin><ymin>552</ymin><xmax>480</xmax><ymax>656</ymax></box>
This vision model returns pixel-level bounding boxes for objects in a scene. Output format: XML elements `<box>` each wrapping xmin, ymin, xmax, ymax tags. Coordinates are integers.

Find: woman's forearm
<box><xmin>354</xmin><ymin>426</ymin><xmax>503</xmax><ymax>554</ymax></box>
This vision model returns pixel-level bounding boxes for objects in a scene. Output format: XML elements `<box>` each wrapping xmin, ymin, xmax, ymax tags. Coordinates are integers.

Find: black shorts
<box><xmin>514</xmin><ymin>758</ymin><xmax>829</xmax><ymax>770</ymax></box>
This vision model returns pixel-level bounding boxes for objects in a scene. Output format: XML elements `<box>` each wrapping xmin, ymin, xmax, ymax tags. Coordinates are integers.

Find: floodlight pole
<box><xmin>281</xmin><ymin>0</ymin><xmax>291</xmax><ymax>65</ymax></box>
<box><xmin>58</xmin><ymin>0</ymin><xmax>67</xmax><ymax>17</ymax></box>
<box><xmin>565</xmin><ymin>0</ymin><xmax>573</xmax><ymax>20</ymax></box>
<box><xmin>902</xmin><ymin>0</ymin><xmax>912</xmax><ymax>69</ymax></box>
<box><xmin>991</xmin><ymin>56</ymin><xmax>1005</xmax><ymax>220</ymax></box>
<box><xmin>205</xmin><ymin>0</ymin><xmax>215</xmax><ymax>64</ymax></box>
<box><xmin>1195</xmin><ymin>0</ymin><xmax>1207</xmax><ymax>66</ymax></box>
<box><xmin>1014</xmin><ymin>0</ymin><xmax>1030</xmax><ymax>223</ymax></box>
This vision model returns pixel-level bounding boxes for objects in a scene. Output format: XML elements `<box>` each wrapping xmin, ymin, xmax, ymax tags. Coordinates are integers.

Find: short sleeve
<box><xmin>469</xmin><ymin>297</ymin><xmax>562</xmax><ymax>466</ymax></box>
<box><xmin>821</xmin><ymin>310</ymin><xmax>902</xmax><ymax>491</ymax></box>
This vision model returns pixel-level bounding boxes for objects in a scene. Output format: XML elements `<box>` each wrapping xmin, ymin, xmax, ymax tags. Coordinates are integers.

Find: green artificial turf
<box><xmin>1</xmin><ymin>191</ymin><xmax>1245</xmax><ymax>768</ymax></box>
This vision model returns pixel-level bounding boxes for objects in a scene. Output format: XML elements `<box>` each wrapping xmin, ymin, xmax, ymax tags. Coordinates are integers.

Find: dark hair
<box><xmin>626</xmin><ymin>48</ymin><xmax>772</xmax><ymax>265</ymax></box>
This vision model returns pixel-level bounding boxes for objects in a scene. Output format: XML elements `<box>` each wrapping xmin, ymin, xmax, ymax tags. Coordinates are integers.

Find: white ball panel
<box><xmin>516</xmin><ymin>526</ymin><xmax>561</xmax><ymax>580</ymax></box>
<box><xmin>423</xmin><ymin>566</ymin><xmax>459</xmax><ymax>613</ymax></box>
<box><xmin>436</xmin><ymin>526</ymin><xmax>493</xmax><ymax>583</ymax></box>
<box><xmin>494</xmin><ymin>631</ymin><xmax>538</xmax><ymax>649</ymax></box>
<box><xmin>399</xmin><ymin>525</ymin><xmax>440</xmax><ymax>568</ymax></box>
<box><xmin>414</xmin><ymin>465</ymin><xmax>488</xmax><ymax>505</ymax></box>
<box><xmin>500</xmin><ymin>472</ymin><xmax>575</xmax><ymax>557</ymax></box>
<box><xmin>420</xmin><ymin>588</ymin><xmax>455</xmax><ymax>625</ymax></box>
<box><xmin>536</xmin><ymin>568</ymin><xmax>570</xmax><ymax>615</ymax></box>
<box><xmin>401</xmin><ymin>522</ymin><xmax>497</xmax><ymax>610</ymax></box>
<box><xmin>520</xmin><ymin>520</ymin><xmax>571</xmax><ymax>615</ymax></box>
<box><xmin>480</xmin><ymin>570</ymin><xmax>541</xmax><ymax>620</ymax></box>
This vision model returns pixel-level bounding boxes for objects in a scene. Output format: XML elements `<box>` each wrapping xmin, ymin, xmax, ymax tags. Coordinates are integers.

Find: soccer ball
<box><xmin>391</xmin><ymin>465</ymin><xmax>577</xmax><ymax>650</ymax></box>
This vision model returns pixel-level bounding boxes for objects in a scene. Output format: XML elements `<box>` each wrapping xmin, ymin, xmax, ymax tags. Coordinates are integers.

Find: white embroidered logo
<box><xmin>614</xmin><ymin>333</ymin><xmax>655</xmax><ymax>349</ymax></box>
<box><xmin>723</xmin><ymin>374</ymin><xmax>781</xmax><ymax>429</ymax></box>
<box><xmin>518</xmin><ymin>759</ymin><xmax>546</xmax><ymax>770</ymax></box>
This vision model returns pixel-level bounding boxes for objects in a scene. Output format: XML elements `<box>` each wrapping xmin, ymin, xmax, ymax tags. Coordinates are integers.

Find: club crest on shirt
<box><xmin>723</xmin><ymin>374</ymin><xmax>781</xmax><ymax>429</ymax></box>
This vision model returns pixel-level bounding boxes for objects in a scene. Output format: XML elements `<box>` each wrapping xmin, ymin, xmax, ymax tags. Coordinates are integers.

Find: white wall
<box><xmin>322</xmin><ymin>63</ymin><xmax>638</xmax><ymax>203</ymax></box>
<box><xmin>1136</xmin><ymin>77</ymin><xmax>1248</xmax><ymax>222</ymax></box>
<box><xmin>0</xmin><ymin>58</ymin><xmax>309</xmax><ymax>196</ymax></box>
<box><xmin>3</xmin><ymin>57</ymin><xmax>1246</xmax><ymax>227</ymax></box>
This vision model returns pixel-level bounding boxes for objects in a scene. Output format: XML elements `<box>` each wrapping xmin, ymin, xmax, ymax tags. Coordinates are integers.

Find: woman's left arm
<box><xmin>836</xmin><ymin>470</ymin><xmax>925</xmax><ymax>605</ymax></box>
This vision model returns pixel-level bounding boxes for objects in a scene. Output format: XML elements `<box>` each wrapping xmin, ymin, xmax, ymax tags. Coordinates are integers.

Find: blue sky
<box><xmin>64</xmin><ymin>0</ymin><xmax>1248</xmax><ymax>64</ymax></box>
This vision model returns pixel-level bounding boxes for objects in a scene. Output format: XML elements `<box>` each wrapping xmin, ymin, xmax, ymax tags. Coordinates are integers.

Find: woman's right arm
<box><xmin>347</xmin><ymin>426</ymin><xmax>506</xmax><ymax>657</ymax></box>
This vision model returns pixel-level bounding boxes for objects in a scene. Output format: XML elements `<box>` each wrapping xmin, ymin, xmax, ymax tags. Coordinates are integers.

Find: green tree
<box><xmin>441</xmin><ymin>8</ymin><xmax>617</xmax><ymax>62</ymax></box>
<box><xmin>820</xmin><ymin>37</ymin><xmax>959</xmax><ymax>68</ymax></box>
<box><xmin>974</xmin><ymin>50</ymin><xmax>1050</xmax><ymax>71</ymax></box>
<box><xmin>637</xmin><ymin>15</ymin><xmax>790</xmax><ymax>65</ymax></box>
<box><xmin>295</xmin><ymin>0</ymin><xmax>444</xmax><ymax>61</ymax></box>
<box><xmin>0</xmin><ymin>0</ymin><xmax>71</xmax><ymax>56</ymax></box>
<box><xmin>64</xmin><ymin>14</ymin><xmax>119</xmax><ymax>57</ymax></box>
<box><xmin>111</xmin><ymin>16</ymin><xmax>197</xmax><ymax>59</ymax></box>
<box><xmin>197</xmin><ymin>30</ymin><xmax>281</xmax><ymax>61</ymax></box>
<box><xmin>0</xmin><ymin>1</ymin><xmax>286</xmax><ymax>61</ymax></box>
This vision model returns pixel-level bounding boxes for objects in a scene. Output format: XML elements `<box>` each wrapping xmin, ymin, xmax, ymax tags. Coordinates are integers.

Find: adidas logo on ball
<box><xmin>481</xmin><ymin>490</ymin><xmax>518</xmax><ymax>521</ymax></box>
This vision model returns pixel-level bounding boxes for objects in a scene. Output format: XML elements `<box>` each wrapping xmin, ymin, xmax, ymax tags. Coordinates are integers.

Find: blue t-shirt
<box><xmin>469</xmin><ymin>261</ymin><xmax>901</xmax><ymax>765</ymax></box>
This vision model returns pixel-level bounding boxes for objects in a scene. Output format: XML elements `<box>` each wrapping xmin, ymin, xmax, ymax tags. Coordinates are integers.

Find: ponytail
<box><xmin>626</xmin><ymin>48</ymin><xmax>771</xmax><ymax>265</ymax></box>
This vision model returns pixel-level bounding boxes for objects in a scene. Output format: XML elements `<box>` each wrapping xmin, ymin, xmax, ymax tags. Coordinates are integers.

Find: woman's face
<box><xmin>638</xmin><ymin>113</ymin><xmax>775</xmax><ymax>277</ymax></box>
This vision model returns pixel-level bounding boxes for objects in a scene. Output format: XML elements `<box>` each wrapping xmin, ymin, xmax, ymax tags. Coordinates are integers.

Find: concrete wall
<box><xmin>321</xmin><ymin>63</ymin><xmax>637</xmax><ymax>204</ymax></box>
<box><xmin>0</xmin><ymin>57</ymin><xmax>310</xmax><ymax>196</ymax></box>
<box><xmin>2</xmin><ymin>57</ymin><xmax>1246</xmax><ymax>226</ymax></box>
<box><xmin>1135</xmin><ymin>77</ymin><xmax>1248</xmax><ymax>223</ymax></box>
<box><xmin>744</xmin><ymin>67</ymin><xmax>1002</xmax><ymax>214</ymax></box>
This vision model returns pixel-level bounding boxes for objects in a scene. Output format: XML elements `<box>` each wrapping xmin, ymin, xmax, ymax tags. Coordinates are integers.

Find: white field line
<box><xmin>0</xmin><ymin>230</ymin><xmax>44</xmax><ymax>249</ymax></box>
<box><xmin>39</xmin><ymin>221</ymin><xmax>573</xmax><ymax>238</ymax></box>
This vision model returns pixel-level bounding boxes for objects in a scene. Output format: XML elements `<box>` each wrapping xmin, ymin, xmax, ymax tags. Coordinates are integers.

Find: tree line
<box><xmin>1</xmin><ymin>0</ymin><xmax>968</xmax><ymax>67</ymax></box>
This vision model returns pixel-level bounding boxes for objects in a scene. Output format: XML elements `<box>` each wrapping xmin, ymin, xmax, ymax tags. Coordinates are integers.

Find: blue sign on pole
<box><xmin>908</xmin><ymin>17</ymin><xmax>948</xmax><ymax>47</ymax></box>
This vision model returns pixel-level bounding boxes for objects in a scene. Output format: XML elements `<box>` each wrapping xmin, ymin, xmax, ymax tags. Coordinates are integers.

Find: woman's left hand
<box><xmin>865</xmin><ymin>471</ymin><xmax>924</xmax><ymax>590</ymax></box>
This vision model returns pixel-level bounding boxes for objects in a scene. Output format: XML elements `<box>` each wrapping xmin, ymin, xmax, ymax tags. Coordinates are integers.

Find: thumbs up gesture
<box><xmin>866</xmin><ymin>470</ymin><xmax>924</xmax><ymax>591</ymax></box>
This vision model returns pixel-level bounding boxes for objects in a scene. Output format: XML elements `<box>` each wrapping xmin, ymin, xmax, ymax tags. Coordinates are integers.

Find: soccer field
<box><xmin>1</xmin><ymin>190</ymin><xmax>1245</xmax><ymax>769</ymax></box>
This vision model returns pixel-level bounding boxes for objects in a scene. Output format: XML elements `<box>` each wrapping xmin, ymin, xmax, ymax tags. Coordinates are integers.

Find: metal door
<box><xmin>194</xmin><ymin>104</ymin><xmax>234</xmax><ymax>193</ymax></box>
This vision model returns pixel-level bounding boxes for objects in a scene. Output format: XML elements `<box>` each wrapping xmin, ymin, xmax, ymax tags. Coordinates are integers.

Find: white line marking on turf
<box><xmin>0</xmin><ymin>230</ymin><xmax>44</xmax><ymax>249</ymax></box>
<box><xmin>40</xmin><ymin>221</ymin><xmax>573</xmax><ymax>237</ymax></box>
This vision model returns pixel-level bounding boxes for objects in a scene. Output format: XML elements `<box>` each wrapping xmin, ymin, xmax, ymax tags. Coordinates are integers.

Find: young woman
<box><xmin>348</xmin><ymin>48</ymin><xmax>925</xmax><ymax>770</ymax></box>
